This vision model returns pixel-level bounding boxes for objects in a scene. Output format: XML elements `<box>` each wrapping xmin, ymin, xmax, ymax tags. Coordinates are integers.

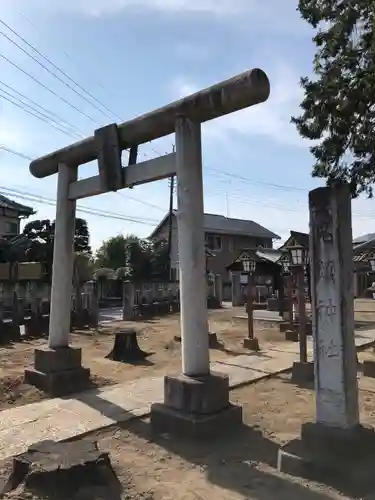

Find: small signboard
<box><xmin>240</xmin><ymin>274</ymin><xmax>248</xmax><ymax>284</ymax></box>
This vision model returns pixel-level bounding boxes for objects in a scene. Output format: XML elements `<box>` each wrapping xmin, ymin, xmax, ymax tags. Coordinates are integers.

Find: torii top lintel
<box><xmin>29</xmin><ymin>68</ymin><xmax>270</xmax><ymax>179</ymax></box>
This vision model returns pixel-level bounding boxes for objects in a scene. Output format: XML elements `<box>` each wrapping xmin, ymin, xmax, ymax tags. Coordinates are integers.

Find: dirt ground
<box><xmin>2</xmin><ymin>300</ymin><xmax>375</xmax><ymax>498</ymax></box>
<box><xmin>1</xmin><ymin>299</ymin><xmax>375</xmax><ymax>410</ymax></box>
<box><xmin>0</xmin><ymin>306</ymin><xmax>288</xmax><ymax>410</ymax></box>
<box><xmin>3</xmin><ymin>358</ymin><xmax>375</xmax><ymax>500</ymax></box>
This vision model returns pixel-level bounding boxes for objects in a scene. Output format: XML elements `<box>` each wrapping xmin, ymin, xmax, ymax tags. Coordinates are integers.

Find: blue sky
<box><xmin>0</xmin><ymin>0</ymin><xmax>374</xmax><ymax>251</ymax></box>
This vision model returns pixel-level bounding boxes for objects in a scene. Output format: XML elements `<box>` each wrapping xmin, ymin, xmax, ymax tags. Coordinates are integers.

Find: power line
<box><xmin>0</xmin><ymin>185</ymin><xmax>160</xmax><ymax>226</ymax></box>
<box><xmin>0</xmin><ymin>89</ymin><xmax>81</xmax><ymax>139</ymax></box>
<box><xmin>205</xmin><ymin>166</ymin><xmax>308</xmax><ymax>193</ymax></box>
<box><xmin>0</xmin><ymin>21</ymin><xmax>115</xmax><ymax>120</ymax></box>
<box><xmin>0</xmin><ymin>146</ymin><xmax>32</xmax><ymax>161</ymax></box>
<box><xmin>0</xmin><ymin>85</ymin><xmax>83</xmax><ymax>138</ymax></box>
<box><xmin>115</xmin><ymin>191</ymin><xmax>166</xmax><ymax>212</ymax></box>
<box><xmin>0</xmin><ymin>79</ymin><xmax>85</xmax><ymax>138</ymax></box>
<box><xmin>0</xmin><ymin>50</ymin><xmax>97</xmax><ymax>123</ymax></box>
<box><xmin>14</xmin><ymin>7</ymin><xmax>119</xmax><ymax>108</ymax></box>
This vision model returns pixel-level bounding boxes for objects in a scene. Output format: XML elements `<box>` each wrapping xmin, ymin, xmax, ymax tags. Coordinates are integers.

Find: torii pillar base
<box><xmin>24</xmin><ymin>347</ymin><xmax>91</xmax><ymax>397</ymax></box>
<box><xmin>151</xmin><ymin>373</ymin><xmax>242</xmax><ymax>439</ymax></box>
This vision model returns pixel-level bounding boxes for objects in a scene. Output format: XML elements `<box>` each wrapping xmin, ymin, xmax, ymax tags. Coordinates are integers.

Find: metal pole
<box><xmin>287</xmin><ymin>274</ymin><xmax>294</xmax><ymax>328</ymax></box>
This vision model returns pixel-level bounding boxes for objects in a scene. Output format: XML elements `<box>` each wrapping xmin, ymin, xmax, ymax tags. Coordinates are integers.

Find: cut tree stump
<box><xmin>2</xmin><ymin>439</ymin><xmax>121</xmax><ymax>498</ymax></box>
<box><xmin>106</xmin><ymin>328</ymin><xmax>150</xmax><ymax>362</ymax></box>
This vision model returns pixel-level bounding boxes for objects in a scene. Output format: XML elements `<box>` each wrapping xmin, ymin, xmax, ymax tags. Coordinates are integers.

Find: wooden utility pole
<box><xmin>246</xmin><ymin>273</ymin><xmax>254</xmax><ymax>340</ymax></box>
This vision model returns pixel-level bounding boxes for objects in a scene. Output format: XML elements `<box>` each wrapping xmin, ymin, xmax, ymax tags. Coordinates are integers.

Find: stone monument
<box><xmin>278</xmin><ymin>183</ymin><xmax>375</xmax><ymax>495</ymax></box>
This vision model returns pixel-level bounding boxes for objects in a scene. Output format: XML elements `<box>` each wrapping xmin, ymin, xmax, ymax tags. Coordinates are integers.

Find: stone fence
<box><xmin>122</xmin><ymin>275</ymin><xmax>222</xmax><ymax>320</ymax></box>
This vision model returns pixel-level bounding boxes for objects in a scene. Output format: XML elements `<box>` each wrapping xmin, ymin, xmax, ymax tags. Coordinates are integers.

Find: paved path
<box><xmin>99</xmin><ymin>307</ymin><xmax>123</xmax><ymax>324</ymax></box>
<box><xmin>1</xmin><ymin>329</ymin><xmax>375</xmax><ymax>461</ymax></box>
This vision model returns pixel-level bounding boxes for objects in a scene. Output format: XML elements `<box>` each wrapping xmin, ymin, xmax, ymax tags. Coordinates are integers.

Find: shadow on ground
<box><xmin>119</xmin><ymin>418</ymin><xmax>354</xmax><ymax>500</ymax></box>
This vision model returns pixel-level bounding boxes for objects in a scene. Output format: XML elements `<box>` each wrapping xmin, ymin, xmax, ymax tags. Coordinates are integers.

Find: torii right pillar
<box><xmin>278</xmin><ymin>184</ymin><xmax>375</xmax><ymax>495</ymax></box>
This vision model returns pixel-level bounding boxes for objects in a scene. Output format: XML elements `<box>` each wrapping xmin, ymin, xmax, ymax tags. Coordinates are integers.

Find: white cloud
<box><xmin>9</xmin><ymin>0</ymin><xmax>255</xmax><ymax>17</ymax></box>
<box><xmin>170</xmin><ymin>61</ymin><xmax>311</xmax><ymax>148</ymax></box>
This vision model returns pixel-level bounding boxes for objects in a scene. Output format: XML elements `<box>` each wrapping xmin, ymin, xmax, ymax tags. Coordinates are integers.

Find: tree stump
<box><xmin>106</xmin><ymin>328</ymin><xmax>150</xmax><ymax>362</ymax></box>
<box><xmin>2</xmin><ymin>439</ymin><xmax>121</xmax><ymax>498</ymax></box>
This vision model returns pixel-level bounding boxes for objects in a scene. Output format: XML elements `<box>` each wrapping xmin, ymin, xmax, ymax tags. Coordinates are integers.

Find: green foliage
<box><xmin>293</xmin><ymin>0</ymin><xmax>375</xmax><ymax>196</ymax></box>
<box><xmin>95</xmin><ymin>234</ymin><xmax>169</xmax><ymax>282</ymax></box>
<box><xmin>22</xmin><ymin>217</ymin><xmax>91</xmax><ymax>280</ymax></box>
<box><xmin>73</xmin><ymin>252</ymin><xmax>95</xmax><ymax>287</ymax></box>
<box><xmin>95</xmin><ymin>234</ymin><xmax>131</xmax><ymax>270</ymax></box>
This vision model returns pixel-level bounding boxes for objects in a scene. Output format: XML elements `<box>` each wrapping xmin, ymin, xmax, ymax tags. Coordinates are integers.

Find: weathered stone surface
<box><xmin>279</xmin><ymin>321</ymin><xmax>291</xmax><ymax>333</ymax></box>
<box><xmin>4</xmin><ymin>439</ymin><xmax>121</xmax><ymax>498</ymax></box>
<box><xmin>285</xmin><ymin>329</ymin><xmax>299</xmax><ymax>342</ymax></box>
<box><xmin>24</xmin><ymin>366</ymin><xmax>91</xmax><ymax>397</ymax></box>
<box><xmin>150</xmin><ymin>402</ymin><xmax>242</xmax><ymax>439</ymax></box>
<box><xmin>243</xmin><ymin>337</ymin><xmax>260</xmax><ymax>351</ymax></box>
<box><xmin>208</xmin><ymin>332</ymin><xmax>221</xmax><ymax>348</ymax></box>
<box><xmin>164</xmin><ymin>373</ymin><xmax>229</xmax><ymax>414</ymax></box>
<box><xmin>362</xmin><ymin>359</ymin><xmax>375</xmax><ymax>378</ymax></box>
<box><xmin>301</xmin><ymin>422</ymin><xmax>375</xmax><ymax>458</ymax></box>
<box><xmin>278</xmin><ymin>424</ymin><xmax>375</xmax><ymax>496</ymax></box>
<box><xmin>291</xmin><ymin>361</ymin><xmax>314</xmax><ymax>384</ymax></box>
<box><xmin>309</xmin><ymin>185</ymin><xmax>359</xmax><ymax>428</ymax></box>
<box><xmin>34</xmin><ymin>346</ymin><xmax>82</xmax><ymax>373</ymax></box>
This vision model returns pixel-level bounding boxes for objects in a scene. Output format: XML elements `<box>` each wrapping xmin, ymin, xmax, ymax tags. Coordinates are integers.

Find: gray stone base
<box><xmin>279</xmin><ymin>321</ymin><xmax>292</xmax><ymax>333</ymax></box>
<box><xmin>291</xmin><ymin>361</ymin><xmax>314</xmax><ymax>384</ymax></box>
<box><xmin>151</xmin><ymin>372</ymin><xmax>242</xmax><ymax>438</ymax></box>
<box><xmin>363</xmin><ymin>359</ymin><xmax>375</xmax><ymax>378</ymax></box>
<box><xmin>243</xmin><ymin>337</ymin><xmax>260</xmax><ymax>351</ymax></box>
<box><xmin>285</xmin><ymin>329</ymin><xmax>299</xmax><ymax>342</ymax></box>
<box><xmin>151</xmin><ymin>402</ymin><xmax>242</xmax><ymax>439</ymax></box>
<box><xmin>208</xmin><ymin>332</ymin><xmax>221</xmax><ymax>348</ymax></box>
<box><xmin>24</xmin><ymin>346</ymin><xmax>91</xmax><ymax>397</ymax></box>
<box><xmin>278</xmin><ymin>423</ymin><xmax>375</xmax><ymax>496</ymax></box>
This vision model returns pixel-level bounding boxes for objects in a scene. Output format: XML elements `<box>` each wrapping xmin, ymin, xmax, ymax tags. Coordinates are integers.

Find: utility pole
<box><xmin>167</xmin><ymin>145</ymin><xmax>175</xmax><ymax>280</ymax></box>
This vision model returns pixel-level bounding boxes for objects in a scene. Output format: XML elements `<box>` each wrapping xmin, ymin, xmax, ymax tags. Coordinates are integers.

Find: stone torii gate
<box><xmin>25</xmin><ymin>68</ymin><xmax>270</xmax><ymax>436</ymax></box>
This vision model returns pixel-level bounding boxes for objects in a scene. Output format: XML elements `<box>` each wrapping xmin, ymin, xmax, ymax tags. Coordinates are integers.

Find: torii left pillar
<box><xmin>150</xmin><ymin>117</ymin><xmax>242</xmax><ymax>438</ymax></box>
<box><xmin>24</xmin><ymin>163</ymin><xmax>90</xmax><ymax>397</ymax></box>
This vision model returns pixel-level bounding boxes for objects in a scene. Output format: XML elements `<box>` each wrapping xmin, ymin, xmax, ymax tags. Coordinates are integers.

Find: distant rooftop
<box><xmin>0</xmin><ymin>194</ymin><xmax>34</xmax><ymax>216</ymax></box>
<box><xmin>353</xmin><ymin>233</ymin><xmax>375</xmax><ymax>245</ymax></box>
<box><xmin>150</xmin><ymin>211</ymin><xmax>280</xmax><ymax>240</ymax></box>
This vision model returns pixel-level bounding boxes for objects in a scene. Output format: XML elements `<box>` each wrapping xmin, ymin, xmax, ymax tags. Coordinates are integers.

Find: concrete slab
<box><xmin>1</xmin><ymin>328</ymin><xmax>375</xmax><ymax>462</ymax></box>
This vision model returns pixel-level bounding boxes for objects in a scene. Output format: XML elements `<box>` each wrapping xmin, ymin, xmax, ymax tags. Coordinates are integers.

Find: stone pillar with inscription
<box><xmin>278</xmin><ymin>184</ymin><xmax>375</xmax><ymax>491</ymax></box>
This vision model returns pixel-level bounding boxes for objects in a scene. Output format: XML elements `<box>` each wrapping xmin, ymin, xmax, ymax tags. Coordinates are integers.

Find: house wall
<box><xmin>152</xmin><ymin>218</ymin><xmax>274</xmax><ymax>299</ymax></box>
<box><xmin>0</xmin><ymin>209</ymin><xmax>21</xmax><ymax>237</ymax></box>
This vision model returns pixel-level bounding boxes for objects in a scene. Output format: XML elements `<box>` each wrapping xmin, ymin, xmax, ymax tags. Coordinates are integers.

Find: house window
<box><xmin>205</xmin><ymin>234</ymin><xmax>222</xmax><ymax>251</ymax></box>
<box><xmin>5</xmin><ymin>221</ymin><xmax>18</xmax><ymax>235</ymax></box>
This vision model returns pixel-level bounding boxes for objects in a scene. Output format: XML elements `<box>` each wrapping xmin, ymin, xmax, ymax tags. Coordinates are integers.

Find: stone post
<box><xmin>290</xmin><ymin>267</ymin><xmax>314</xmax><ymax>383</ymax></box>
<box><xmin>278</xmin><ymin>184</ymin><xmax>375</xmax><ymax>485</ymax></box>
<box><xmin>122</xmin><ymin>281</ymin><xmax>135</xmax><ymax>320</ymax></box>
<box><xmin>214</xmin><ymin>274</ymin><xmax>223</xmax><ymax>305</ymax></box>
<box><xmin>48</xmin><ymin>163</ymin><xmax>76</xmax><ymax>348</ymax></box>
<box><xmin>151</xmin><ymin>116</ymin><xmax>242</xmax><ymax>437</ymax></box>
<box><xmin>231</xmin><ymin>272</ymin><xmax>242</xmax><ymax>306</ymax></box>
<box><xmin>24</xmin><ymin>163</ymin><xmax>90</xmax><ymax>397</ymax></box>
<box><xmin>173</xmin><ymin>117</ymin><xmax>210</xmax><ymax>377</ymax></box>
<box><xmin>309</xmin><ymin>185</ymin><xmax>358</xmax><ymax>428</ymax></box>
